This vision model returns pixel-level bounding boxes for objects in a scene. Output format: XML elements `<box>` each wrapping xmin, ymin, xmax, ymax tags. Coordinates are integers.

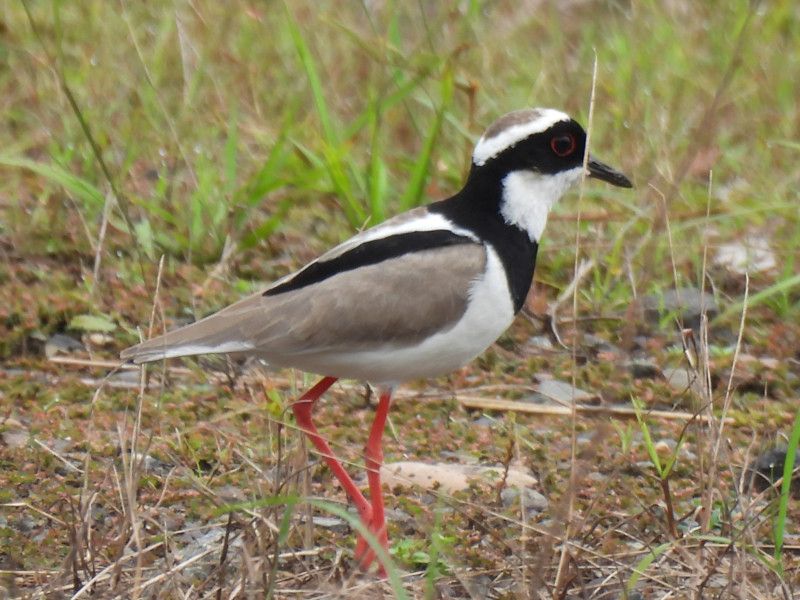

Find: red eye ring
<box><xmin>550</xmin><ymin>134</ymin><xmax>576</xmax><ymax>157</ymax></box>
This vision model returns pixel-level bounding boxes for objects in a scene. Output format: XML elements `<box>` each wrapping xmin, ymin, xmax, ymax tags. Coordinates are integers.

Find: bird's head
<box><xmin>470</xmin><ymin>108</ymin><xmax>632</xmax><ymax>241</ymax></box>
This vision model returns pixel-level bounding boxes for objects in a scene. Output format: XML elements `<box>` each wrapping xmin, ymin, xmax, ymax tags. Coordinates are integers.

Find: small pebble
<box><xmin>44</xmin><ymin>334</ymin><xmax>84</xmax><ymax>358</ymax></box>
<box><xmin>663</xmin><ymin>367</ymin><xmax>693</xmax><ymax>392</ymax></box>
<box><xmin>311</xmin><ymin>516</ymin><xmax>348</xmax><ymax>532</ymax></box>
<box><xmin>500</xmin><ymin>486</ymin><xmax>548</xmax><ymax>515</ymax></box>
<box><xmin>655</xmin><ymin>438</ymin><xmax>677</xmax><ymax>456</ymax></box>
<box><xmin>641</xmin><ymin>287</ymin><xmax>718</xmax><ymax>329</ymax></box>
<box><xmin>626</xmin><ymin>359</ymin><xmax>662</xmax><ymax>379</ymax></box>
<box><xmin>535</xmin><ymin>379</ymin><xmax>597</xmax><ymax>404</ymax></box>
<box><xmin>526</xmin><ymin>335</ymin><xmax>554</xmax><ymax>351</ymax></box>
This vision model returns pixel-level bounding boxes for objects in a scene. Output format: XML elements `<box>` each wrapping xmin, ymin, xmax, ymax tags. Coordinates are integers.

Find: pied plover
<box><xmin>122</xmin><ymin>107</ymin><xmax>632</xmax><ymax>573</ymax></box>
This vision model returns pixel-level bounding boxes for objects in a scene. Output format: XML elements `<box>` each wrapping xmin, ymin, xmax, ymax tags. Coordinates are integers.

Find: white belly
<box><xmin>272</xmin><ymin>246</ymin><xmax>516</xmax><ymax>386</ymax></box>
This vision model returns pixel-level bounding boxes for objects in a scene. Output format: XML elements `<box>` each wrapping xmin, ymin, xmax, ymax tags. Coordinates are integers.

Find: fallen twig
<box><xmin>456</xmin><ymin>395</ymin><xmax>735</xmax><ymax>425</ymax></box>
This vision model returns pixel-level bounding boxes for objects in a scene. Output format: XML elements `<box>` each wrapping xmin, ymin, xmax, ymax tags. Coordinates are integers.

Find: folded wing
<box><xmin>121</xmin><ymin>232</ymin><xmax>486</xmax><ymax>365</ymax></box>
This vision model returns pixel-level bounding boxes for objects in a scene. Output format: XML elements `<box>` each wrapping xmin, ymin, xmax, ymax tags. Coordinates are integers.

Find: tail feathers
<box><xmin>120</xmin><ymin>291</ymin><xmax>277</xmax><ymax>364</ymax></box>
<box><xmin>119</xmin><ymin>303</ymin><xmax>262</xmax><ymax>364</ymax></box>
<box><xmin>120</xmin><ymin>289</ymin><xmax>301</xmax><ymax>364</ymax></box>
<box><xmin>121</xmin><ymin>337</ymin><xmax>253</xmax><ymax>364</ymax></box>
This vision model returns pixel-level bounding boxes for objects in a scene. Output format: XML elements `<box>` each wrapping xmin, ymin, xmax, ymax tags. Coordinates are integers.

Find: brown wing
<box><xmin>121</xmin><ymin>243</ymin><xmax>487</xmax><ymax>364</ymax></box>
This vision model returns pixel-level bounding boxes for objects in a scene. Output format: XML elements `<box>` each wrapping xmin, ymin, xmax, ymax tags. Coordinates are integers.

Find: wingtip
<box><xmin>119</xmin><ymin>343</ymin><xmax>164</xmax><ymax>365</ymax></box>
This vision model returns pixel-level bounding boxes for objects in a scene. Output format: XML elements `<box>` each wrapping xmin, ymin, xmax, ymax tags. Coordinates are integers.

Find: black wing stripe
<box><xmin>264</xmin><ymin>229</ymin><xmax>475</xmax><ymax>297</ymax></box>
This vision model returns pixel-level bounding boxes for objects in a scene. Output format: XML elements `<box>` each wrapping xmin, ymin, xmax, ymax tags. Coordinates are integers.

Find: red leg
<box><xmin>291</xmin><ymin>377</ymin><xmax>372</xmax><ymax>524</ymax></box>
<box><xmin>355</xmin><ymin>388</ymin><xmax>393</xmax><ymax>574</ymax></box>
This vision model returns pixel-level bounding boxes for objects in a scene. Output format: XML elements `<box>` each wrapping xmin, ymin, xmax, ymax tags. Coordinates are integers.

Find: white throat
<box><xmin>500</xmin><ymin>168</ymin><xmax>583</xmax><ymax>241</ymax></box>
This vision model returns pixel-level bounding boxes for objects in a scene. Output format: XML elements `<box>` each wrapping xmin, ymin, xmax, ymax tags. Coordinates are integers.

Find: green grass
<box><xmin>1</xmin><ymin>0</ymin><xmax>799</xmax><ymax>596</ymax></box>
<box><xmin>775</xmin><ymin>410</ymin><xmax>800</xmax><ymax>572</ymax></box>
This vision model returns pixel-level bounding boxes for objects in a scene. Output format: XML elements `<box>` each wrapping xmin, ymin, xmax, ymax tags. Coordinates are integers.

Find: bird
<box><xmin>121</xmin><ymin>107</ymin><xmax>632</xmax><ymax>574</ymax></box>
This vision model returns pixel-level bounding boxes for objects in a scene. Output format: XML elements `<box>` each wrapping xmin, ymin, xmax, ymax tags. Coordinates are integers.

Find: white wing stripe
<box><xmin>265</xmin><ymin>211</ymin><xmax>479</xmax><ymax>292</ymax></box>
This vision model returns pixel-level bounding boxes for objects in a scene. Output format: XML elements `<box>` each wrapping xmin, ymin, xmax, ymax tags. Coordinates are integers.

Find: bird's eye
<box><xmin>550</xmin><ymin>134</ymin><xmax>576</xmax><ymax>157</ymax></box>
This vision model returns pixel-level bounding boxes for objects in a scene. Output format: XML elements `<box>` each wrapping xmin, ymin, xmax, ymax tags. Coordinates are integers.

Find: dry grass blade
<box><xmin>553</xmin><ymin>51</ymin><xmax>599</xmax><ymax>598</ymax></box>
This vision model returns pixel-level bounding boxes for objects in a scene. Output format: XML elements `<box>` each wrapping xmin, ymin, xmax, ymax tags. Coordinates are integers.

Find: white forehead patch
<box><xmin>472</xmin><ymin>108</ymin><xmax>571</xmax><ymax>167</ymax></box>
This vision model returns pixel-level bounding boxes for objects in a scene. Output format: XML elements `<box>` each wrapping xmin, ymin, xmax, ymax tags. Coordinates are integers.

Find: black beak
<box><xmin>588</xmin><ymin>155</ymin><xmax>633</xmax><ymax>188</ymax></box>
